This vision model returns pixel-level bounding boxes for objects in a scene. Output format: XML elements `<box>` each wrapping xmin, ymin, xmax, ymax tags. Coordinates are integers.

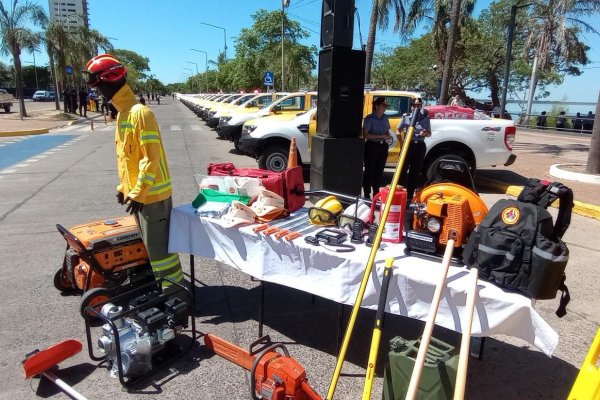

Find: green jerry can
<box><xmin>382</xmin><ymin>336</ymin><xmax>459</xmax><ymax>400</ymax></box>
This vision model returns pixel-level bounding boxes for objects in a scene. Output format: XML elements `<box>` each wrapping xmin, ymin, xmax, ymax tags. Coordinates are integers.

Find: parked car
<box><xmin>0</xmin><ymin>88</ymin><xmax>14</xmax><ymax>112</ymax></box>
<box><xmin>32</xmin><ymin>90</ymin><xmax>56</xmax><ymax>102</ymax></box>
<box><xmin>240</xmin><ymin>90</ymin><xmax>517</xmax><ymax>176</ymax></box>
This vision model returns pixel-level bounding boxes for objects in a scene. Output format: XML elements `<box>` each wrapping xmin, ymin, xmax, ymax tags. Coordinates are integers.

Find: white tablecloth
<box><xmin>169</xmin><ymin>204</ymin><xmax>558</xmax><ymax>356</ymax></box>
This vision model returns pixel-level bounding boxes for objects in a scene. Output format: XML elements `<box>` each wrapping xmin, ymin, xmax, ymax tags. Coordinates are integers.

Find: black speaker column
<box><xmin>311</xmin><ymin>0</ymin><xmax>366</xmax><ymax>196</ymax></box>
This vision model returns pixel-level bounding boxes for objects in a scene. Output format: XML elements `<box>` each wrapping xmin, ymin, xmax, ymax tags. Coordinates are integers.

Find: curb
<box><xmin>0</xmin><ymin>114</ymin><xmax>108</xmax><ymax>137</ymax></box>
<box><xmin>0</xmin><ymin>128</ymin><xmax>49</xmax><ymax>137</ymax></box>
<box><xmin>476</xmin><ymin>175</ymin><xmax>600</xmax><ymax>221</ymax></box>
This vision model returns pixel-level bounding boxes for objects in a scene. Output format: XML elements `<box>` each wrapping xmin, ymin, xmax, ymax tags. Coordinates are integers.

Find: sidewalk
<box><xmin>0</xmin><ymin>107</ymin><xmax>106</xmax><ymax>136</ymax></box>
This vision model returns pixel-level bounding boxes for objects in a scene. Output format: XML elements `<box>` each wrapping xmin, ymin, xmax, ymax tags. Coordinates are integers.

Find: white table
<box><xmin>169</xmin><ymin>204</ymin><xmax>558</xmax><ymax>356</ymax></box>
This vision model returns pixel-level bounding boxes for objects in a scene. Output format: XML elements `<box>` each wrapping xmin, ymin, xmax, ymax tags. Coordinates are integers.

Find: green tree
<box><xmin>523</xmin><ymin>0</ymin><xmax>599</xmax><ymax>120</ymax></box>
<box><xmin>112</xmin><ymin>49</ymin><xmax>149</xmax><ymax>92</ymax></box>
<box><xmin>0</xmin><ymin>59</ymin><xmax>12</xmax><ymax>86</ymax></box>
<box><xmin>0</xmin><ymin>0</ymin><xmax>47</xmax><ymax>119</ymax></box>
<box><xmin>364</xmin><ymin>0</ymin><xmax>406</xmax><ymax>84</ymax></box>
<box><xmin>234</xmin><ymin>9</ymin><xmax>315</xmax><ymax>91</ymax></box>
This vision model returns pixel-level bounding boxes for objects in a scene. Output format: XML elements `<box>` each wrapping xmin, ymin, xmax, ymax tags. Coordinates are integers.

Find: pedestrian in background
<box><xmin>78</xmin><ymin>87</ymin><xmax>88</xmax><ymax>117</ymax></box>
<box><xmin>139</xmin><ymin>94</ymin><xmax>146</xmax><ymax>105</ymax></box>
<box><xmin>556</xmin><ymin>111</ymin><xmax>566</xmax><ymax>130</ymax></box>
<box><xmin>362</xmin><ymin>96</ymin><xmax>392</xmax><ymax>199</ymax></box>
<box><xmin>83</xmin><ymin>53</ymin><xmax>185</xmax><ymax>297</ymax></box>
<box><xmin>397</xmin><ymin>98</ymin><xmax>431</xmax><ymax>201</ymax></box>
<box><xmin>100</xmin><ymin>95</ymin><xmax>109</xmax><ymax>115</ymax></box>
<box><xmin>537</xmin><ymin>111</ymin><xmax>547</xmax><ymax>128</ymax></box>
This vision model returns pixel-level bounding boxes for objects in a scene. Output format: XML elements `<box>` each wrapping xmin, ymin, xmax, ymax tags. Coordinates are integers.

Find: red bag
<box><xmin>207</xmin><ymin>163</ymin><xmax>305</xmax><ymax>212</ymax></box>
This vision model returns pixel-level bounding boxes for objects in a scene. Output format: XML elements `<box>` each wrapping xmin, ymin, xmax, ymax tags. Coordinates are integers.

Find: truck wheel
<box><xmin>258</xmin><ymin>144</ymin><xmax>289</xmax><ymax>172</ymax></box>
<box><xmin>3</xmin><ymin>105</ymin><xmax>9</xmax><ymax>113</ymax></box>
<box><xmin>233</xmin><ymin>137</ymin><xmax>241</xmax><ymax>151</ymax></box>
<box><xmin>79</xmin><ymin>287</ymin><xmax>110</xmax><ymax>319</ymax></box>
<box><xmin>425</xmin><ymin>154</ymin><xmax>475</xmax><ymax>183</ymax></box>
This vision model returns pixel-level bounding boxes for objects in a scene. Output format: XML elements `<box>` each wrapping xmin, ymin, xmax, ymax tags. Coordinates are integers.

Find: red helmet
<box><xmin>83</xmin><ymin>54</ymin><xmax>127</xmax><ymax>87</ymax></box>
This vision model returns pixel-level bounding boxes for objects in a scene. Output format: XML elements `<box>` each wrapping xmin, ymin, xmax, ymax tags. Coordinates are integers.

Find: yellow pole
<box><xmin>326</xmin><ymin>111</ymin><xmax>419</xmax><ymax>400</ymax></box>
<box><xmin>362</xmin><ymin>257</ymin><xmax>395</xmax><ymax>399</ymax></box>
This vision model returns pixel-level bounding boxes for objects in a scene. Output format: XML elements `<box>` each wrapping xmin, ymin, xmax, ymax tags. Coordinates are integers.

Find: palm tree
<box><xmin>0</xmin><ymin>0</ymin><xmax>47</xmax><ymax>119</ymax></box>
<box><xmin>365</xmin><ymin>0</ymin><xmax>407</xmax><ymax>84</ymax></box>
<box><xmin>523</xmin><ymin>0</ymin><xmax>600</xmax><ymax>122</ymax></box>
<box><xmin>401</xmin><ymin>0</ymin><xmax>475</xmax><ymax>102</ymax></box>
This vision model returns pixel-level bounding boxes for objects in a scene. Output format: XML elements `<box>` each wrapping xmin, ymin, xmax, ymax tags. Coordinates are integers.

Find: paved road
<box><xmin>0</xmin><ymin>98</ymin><xmax>598</xmax><ymax>399</ymax></box>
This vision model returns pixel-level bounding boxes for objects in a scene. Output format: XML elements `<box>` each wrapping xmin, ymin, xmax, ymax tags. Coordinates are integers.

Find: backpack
<box><xmin>207</xmin><ymin>162</ymin><xmax>305</xmax><ymax>212</ymax></box>
<box><xmin>463</xmin><ymin>179</ymin><xmax>573</xmax><ymax>317</ymax></box>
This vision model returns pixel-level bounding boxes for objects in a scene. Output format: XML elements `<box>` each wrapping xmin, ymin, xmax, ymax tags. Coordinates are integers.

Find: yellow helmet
<box><xmin>308</xmin><ymin>196</ymin><xmax>343</xmax><ymax>225</ymax></box>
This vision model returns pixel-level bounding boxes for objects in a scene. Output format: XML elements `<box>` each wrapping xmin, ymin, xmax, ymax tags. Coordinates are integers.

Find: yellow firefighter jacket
<box><xmin>112</xmin><ymin>85</ymin><xmax>172</xmax><ymax>204</ymax></box>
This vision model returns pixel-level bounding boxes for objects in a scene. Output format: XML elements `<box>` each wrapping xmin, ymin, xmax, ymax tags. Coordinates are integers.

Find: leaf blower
<box><xmin>204</xmin><ymin>334</ymin><xmax>322</xmax><ymax>400</ymax></box>
<box><xmin>405</xmin><ymin>182</ymin><xmax>488</xmax><ymax>258</ymax></box>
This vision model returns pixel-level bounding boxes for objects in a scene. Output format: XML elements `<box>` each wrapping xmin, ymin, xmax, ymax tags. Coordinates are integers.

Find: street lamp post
<box><xmin>200</xmin><ymin>23</ymin><xmax>227</xmax><ymax>60</ymax></box>
<box><xmin>183</xmin><ymin>67</ymin><xmax>194</xmax><ymax>92</ymax></box>
<box><xmin>186</xmin><ymin>61</ymin><xmax>199</xmax><ymax>93</ymax></box>
<box><xmin>281</xmin><ymin>0</ymin><xmax>290</xmax><ymax>92</ymax></box>
<box><xmin>191</xmin><ymin>49</ymin><xmax>209</xmax><ymax>93</ymax></box>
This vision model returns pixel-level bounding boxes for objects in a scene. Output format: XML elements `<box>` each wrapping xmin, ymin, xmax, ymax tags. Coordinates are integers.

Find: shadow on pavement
<box><xmin>191</xmin><ymin>281</ymin><xmax>579</xmax><ymax>399</ymax></box>
<box><xmin>35</xmin><ymin>363</ymin><xmax>96</xmax><ymax>398</ymax></box>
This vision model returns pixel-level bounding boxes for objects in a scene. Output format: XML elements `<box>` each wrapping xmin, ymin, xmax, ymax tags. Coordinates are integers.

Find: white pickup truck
<box><xmin>0</xmin><ymin>89</ymin><xmax>14</xmax><ymax>113</ymax></box>
<box><xmin>238</xmin><ymin>98</ymin><xmax>517</xmax><ymax>177</ymax></box>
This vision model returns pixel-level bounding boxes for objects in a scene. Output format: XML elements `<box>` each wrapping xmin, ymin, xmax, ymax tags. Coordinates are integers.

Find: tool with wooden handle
<box><xmin>453</xmin><ymin>268</ymin><xmax>479</xmax><ymax>400</ymax></box>
<box><xmin>405</xmin><ymin>238</ymin><xmax>455</xmax><ymax>400</ymax></box>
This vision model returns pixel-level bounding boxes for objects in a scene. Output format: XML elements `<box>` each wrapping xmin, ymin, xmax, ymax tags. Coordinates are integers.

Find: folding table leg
<box><xmin>258</xmin><ymin>281</ymin><xmax>265</xmax><ymax>338</ymax></box>
<box><xmin>190</xmin><ymin>254</ymin><xmax>196</xmax><ymax>342</ymax></box>
<box><xmin>337</xmin><ymin>304</ymin><xmax>345</xmax><ymax>352</ymax></box>
<box><xmin>470</xmin><ymin>336</ymin><xmax>486</xmax><ymax>360</ymax></box>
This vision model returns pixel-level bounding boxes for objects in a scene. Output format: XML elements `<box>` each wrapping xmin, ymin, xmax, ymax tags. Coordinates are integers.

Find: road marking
<box><xmin>35</xmin><ymin>155</ymin><xmax>47</xmax><ymax>159</ymax></box>
<box><xmin>171</xmin><ymin>125</ymin><xmax>182</xmax><ymax>131</ymax></box>
<box><xmin>14</xmin><ymin>163</ymin><xmax>29</xmax><ymax>168</ymax></box>
<box><xmin>44</xmin><ymin>151</ymin><xmax>56</xmax><ymax>155</ymax></box>
<box><xmin>0</xmin><ymin>170</ymin><xmax>17</xmax><ymax>174</ymax></box>
<box><xmin>190</xmin><ymin>125</ymin><xmax>201</xmax><ymax>131</ymax></box>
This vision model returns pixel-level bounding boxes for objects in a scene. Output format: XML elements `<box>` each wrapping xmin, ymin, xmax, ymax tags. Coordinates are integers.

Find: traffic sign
<box><xmin>65</xmin><ymin>65</ymin><xmax>74</xmax><ymax>75</ymax></box>
<box><xmin>263</xmin><ymin>71</ymin><xmax>275</xmax><ymax>86</ymax></box>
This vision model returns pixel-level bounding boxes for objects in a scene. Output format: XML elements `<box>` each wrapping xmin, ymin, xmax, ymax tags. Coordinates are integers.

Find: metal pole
<box><xmin>500</xmin><ymin>5</ymin><xmax>517</xmax><ymax>119</ymax></box>
<box><xmin>191</xmin><ymin>49</ymin><xmax>208</xmax><ymax>92</ymax></box>
<box><xmin>200</xmin><ymin>23</ymin><xmax>227</xmax><ymax>60</ymax></box>
<box><xmin>32</xmin><ymin>51</ymin><xmax>39</xmax><ymax>90</ymax></box>
<box><xmin>525</xmin><ymin>53</ymin><xmax>538</xmax><ymax>125</ymax></box>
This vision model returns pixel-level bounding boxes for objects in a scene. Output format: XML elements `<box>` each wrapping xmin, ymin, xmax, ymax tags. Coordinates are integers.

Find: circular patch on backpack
<box><xmin>501</xmin><ymin>207</ymin><xmax>520</xmax><ymax>225</ymax></box>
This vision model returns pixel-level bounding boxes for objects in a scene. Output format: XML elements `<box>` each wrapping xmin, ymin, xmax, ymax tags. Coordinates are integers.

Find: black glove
<box><xmin>125</xmin><ymin>197</ymin><xmax>144</xmax><ymax>214</ymax></box>
<box><xmin>116</xmin><ymin>192</ymin><xmax>126</xmax><ymax>205</ymax></box>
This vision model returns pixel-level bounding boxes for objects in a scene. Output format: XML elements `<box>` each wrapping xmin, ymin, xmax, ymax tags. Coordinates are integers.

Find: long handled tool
<box><xmin>23</xmin><ymin>339</ymin><xmax>88</xmax><ymax>400</ymax></box>
<box><xmin>362</xmin><ymin>257</ymin><xmax>395</xmax><ymax>399</ymax></box>
<box><xmin>327</xmin><ymin>109</ymin><xmax>422</xmax><ymax>400</ymax></box>
<box><xmin>453</xmin><ymin>268</ymin><xmax>479</xmax><ymax>400</ymax></box>
<box><xmin>405</xmin><ymin>238</ymin><xmax>455</xmax><ymax>400</ymax></box>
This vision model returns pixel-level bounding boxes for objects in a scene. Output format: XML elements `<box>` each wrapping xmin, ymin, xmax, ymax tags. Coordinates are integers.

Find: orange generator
<box><xmin>54</xmin><ymin>216</ymin><xmax>154</xmax><ymax>316</ymax></box>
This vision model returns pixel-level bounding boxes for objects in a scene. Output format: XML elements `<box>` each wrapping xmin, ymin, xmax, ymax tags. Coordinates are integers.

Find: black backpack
<box><xmin>463</xmin><ymin>179</ymin><xmax>573</xmax><ymax>317</ymax></box>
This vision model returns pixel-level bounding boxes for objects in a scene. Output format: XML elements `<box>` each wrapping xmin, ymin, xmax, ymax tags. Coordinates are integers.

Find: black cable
<box><xmin>354</xmin><ymin>7</ymin><xmax>365</xmax><ymax>51</ymax></box>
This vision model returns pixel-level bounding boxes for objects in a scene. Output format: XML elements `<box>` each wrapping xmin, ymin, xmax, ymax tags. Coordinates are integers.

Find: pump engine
<box><xmin>96</xmin><ymin>291</ymin><xmax>189</xmax><ymax>379</ymax></box>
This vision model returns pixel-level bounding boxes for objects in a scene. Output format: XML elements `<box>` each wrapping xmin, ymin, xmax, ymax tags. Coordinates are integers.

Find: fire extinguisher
<box><xmin>369</xmin><ymin>186</ymin><xmax>407</xmax><ymax>243</ymax></box>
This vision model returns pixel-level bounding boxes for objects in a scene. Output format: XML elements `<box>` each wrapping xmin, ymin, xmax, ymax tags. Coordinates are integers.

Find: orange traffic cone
<box><xmin>287</xmin><ymin>137</ymin><xmax>298</xmax><ymax>169</ymax></box>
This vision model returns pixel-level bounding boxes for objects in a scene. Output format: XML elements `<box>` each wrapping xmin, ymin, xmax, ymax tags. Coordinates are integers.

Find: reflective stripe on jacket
<box><xmin>113</xmin><ymin>85</ymin><xmax>172</xmax><ymax>204</ymax></box>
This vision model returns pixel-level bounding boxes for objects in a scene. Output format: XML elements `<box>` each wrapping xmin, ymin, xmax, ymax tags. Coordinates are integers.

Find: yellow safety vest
<box><xmin>113</xmin><ymin>86</ymin><xmax>172</xmax><ymax>204</ymax></box>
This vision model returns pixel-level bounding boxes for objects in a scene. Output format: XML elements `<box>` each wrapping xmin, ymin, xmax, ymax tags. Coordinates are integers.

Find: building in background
<box><xmin>48</xmin><ymin>0</ymin><xmax>89</xmax><ymax>30</ymax></box>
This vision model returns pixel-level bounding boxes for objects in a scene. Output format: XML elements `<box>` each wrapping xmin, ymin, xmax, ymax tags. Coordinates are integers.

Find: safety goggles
<box><xmin>308</xmin><ymin>207</ymin><xmax>340</xmax><ymax>225</ymax></box>
<box><xmin>336</xmin><ymin>214</ymin><xmax>367</xmax><ymax>232</ymax></box>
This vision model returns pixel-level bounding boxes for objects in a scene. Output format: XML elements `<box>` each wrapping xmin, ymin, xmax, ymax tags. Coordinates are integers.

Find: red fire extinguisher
<box><xmin>369</xmin><ymin>186</ymin><xmax>407</xmax><ymax>243</ymax></box>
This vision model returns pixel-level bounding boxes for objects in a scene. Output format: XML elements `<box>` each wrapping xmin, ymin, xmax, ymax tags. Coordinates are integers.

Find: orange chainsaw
<box><xmin>204</xmin><ymin>334</ymin><xmax>322</xmax><ymax>400</ymax></box>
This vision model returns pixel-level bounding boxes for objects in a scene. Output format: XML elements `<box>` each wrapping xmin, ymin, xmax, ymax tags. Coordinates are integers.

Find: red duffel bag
<box><xmin>207</xmin><ymin>163</ymin><xmax>305</xmax><ymax>212</ymax></box>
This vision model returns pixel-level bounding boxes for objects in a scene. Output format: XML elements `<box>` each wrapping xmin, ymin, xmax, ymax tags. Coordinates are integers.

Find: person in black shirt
<box><xmin>78</xmin><ymin>87</ymin><xmax>88</xmax><ymax>117</ymax></box>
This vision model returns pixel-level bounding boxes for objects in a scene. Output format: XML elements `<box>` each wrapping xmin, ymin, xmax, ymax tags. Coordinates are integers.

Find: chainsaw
<box><xmin>204</xmin><ymin>334</ymin><xmax>322</xmax><ymax>400</ymax></box>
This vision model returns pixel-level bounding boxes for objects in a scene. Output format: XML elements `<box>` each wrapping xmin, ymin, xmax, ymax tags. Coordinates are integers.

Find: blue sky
<box><xmin>3</xmin><ymin>0</ymin><xmax>599</xmax><ymax>102</ymax></box>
